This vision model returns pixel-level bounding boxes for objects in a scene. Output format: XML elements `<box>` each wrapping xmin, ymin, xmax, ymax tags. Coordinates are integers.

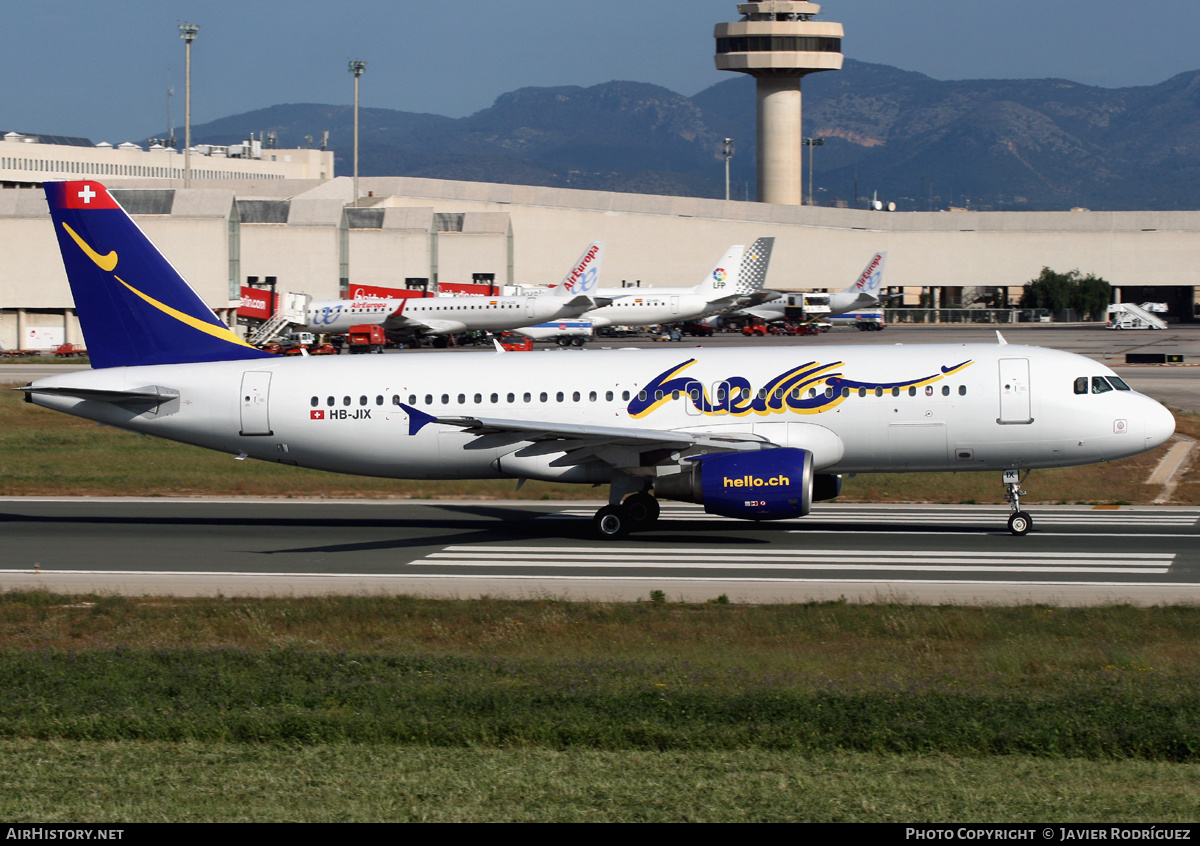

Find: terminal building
<box><xmin>3</xmin><ymin>169</ymin><xmax>1200</xmax><ymax>350</ymax></box>
<box><xmin>1</xmin><ymin>0</ymin><xmax>1198</xmax><ymax>350</ymax></box>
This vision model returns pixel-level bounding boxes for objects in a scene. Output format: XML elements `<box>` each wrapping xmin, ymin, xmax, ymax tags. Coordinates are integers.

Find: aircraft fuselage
<box><xmin>30</xmin><ymin>343</ymin><xmax>1174</xmax><ymax>485</ymax></box>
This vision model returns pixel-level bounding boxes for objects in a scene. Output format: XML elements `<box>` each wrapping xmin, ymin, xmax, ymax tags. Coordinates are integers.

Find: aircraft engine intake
<box><xmin>655</xmin><ymin>448</ymin><xmax>813</xmax><ymax>520</ymax></box>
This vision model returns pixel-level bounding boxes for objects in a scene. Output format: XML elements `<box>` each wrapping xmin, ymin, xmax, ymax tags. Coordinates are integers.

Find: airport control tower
<box><xmin>715</xmin><ymin>2</ymin><xmax>843</xmax><ymax>205</ymax></box>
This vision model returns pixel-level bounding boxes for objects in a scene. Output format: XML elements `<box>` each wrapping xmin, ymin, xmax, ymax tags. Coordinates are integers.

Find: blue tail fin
<box><xmin>44</xmin><ymin>180</ymin><xmax>275</xmax><ymax>369</ymax></box>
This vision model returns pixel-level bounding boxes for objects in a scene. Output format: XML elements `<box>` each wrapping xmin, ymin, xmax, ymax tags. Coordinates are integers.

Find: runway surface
<box><xmin>2</xmin><ymin>498</ymin><xmax>1198</xmax><ymax>606</ymax></box>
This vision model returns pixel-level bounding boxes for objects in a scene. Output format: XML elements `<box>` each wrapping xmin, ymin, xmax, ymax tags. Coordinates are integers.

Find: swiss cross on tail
<box><xmin>60</xmin><ymin>182</ymin><xmax>120</xmax><ymax>209</ymax></box>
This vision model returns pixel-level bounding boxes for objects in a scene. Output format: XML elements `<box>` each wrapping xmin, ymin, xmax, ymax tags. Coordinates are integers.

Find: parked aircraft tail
<box><xmin>696</xmin><ymin>244</ymin><xmax>744</xmax><ymax>297</ymax></box>
<box><xmin>843</xmin><ymin>252</ymin><xmax>886</xmax><ymax>299</ymax></box>
<box><xmin>735</xmin><ymin>237</ymin><xmax>775</xmax><ymax>296</ymax></box>
<box><xmin>555</xmin><ymin>241</ymin><xmax>604</xmax><ymax>298</ymax></box>
<box><xmin>44</xmin><ymin>180</ymin><xmax>274</xmax><ymax>369</ymax></box>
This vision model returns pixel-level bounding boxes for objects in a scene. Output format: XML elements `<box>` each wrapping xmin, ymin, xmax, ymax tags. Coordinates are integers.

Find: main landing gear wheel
<box><xmin>623</xmin><ymin>492</ymin><xmax>660</xmax><ymax>529</ymax></box>
<box><xmin>593</xmin><ymin>505</ymin><xmax>631</xmax><ymax>539</ymax></box>
<box><xmin>1007</xmin><ymin>511</ymin><xmax>1033</xmax><ymax>536</ymax></box>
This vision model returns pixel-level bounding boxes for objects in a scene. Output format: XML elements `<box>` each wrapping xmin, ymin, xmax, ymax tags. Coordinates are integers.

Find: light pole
<box><xmin>722</xmin><ymin>138</ymin><xmax>734</xmax><ymax>201</ymax></box>
<box><xmin>348</xmin><ymin>60</ymin><xmax>367</xmax><ymax>206</ymax></box>
<box><xmin>179</xmin><ymin>23</ymin><xmax>199</xmax><ymax>188</ymax></box>
<box><xmin>802</xmin><ymin>136</ymin><xmax>824</xmax><ymax>206</ymax></box>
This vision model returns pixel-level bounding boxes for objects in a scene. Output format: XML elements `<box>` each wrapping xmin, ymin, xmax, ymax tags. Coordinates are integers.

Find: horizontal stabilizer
<box><xmin>19</xmin><ymin>384</ymin><xmax>179</xmax><ymax>405</ymax></box>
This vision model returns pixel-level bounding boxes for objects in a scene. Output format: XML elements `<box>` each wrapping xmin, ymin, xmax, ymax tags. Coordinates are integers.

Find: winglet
<box><xmin>400</xmin><ymin>403</ymin><xmax>439</xmax><ymax>436</ymax></box>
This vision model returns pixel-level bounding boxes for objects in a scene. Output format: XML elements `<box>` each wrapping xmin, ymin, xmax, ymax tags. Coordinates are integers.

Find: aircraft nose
<box><xmin>1143</xmin><ymin>398</ymin><xmax>1176</xmax><ymax>450</ymax></box>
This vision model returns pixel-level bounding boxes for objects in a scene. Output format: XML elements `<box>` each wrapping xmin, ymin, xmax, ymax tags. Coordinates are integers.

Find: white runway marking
<box><xmin>423</xmin><ymin>546</ymin><xmax>1174</xmax><ymax>575</ymax></box>
<box><xmin>541</xmin><ymin>504</ymin><xmax>1200</xmax><ymax>528</ymax></box>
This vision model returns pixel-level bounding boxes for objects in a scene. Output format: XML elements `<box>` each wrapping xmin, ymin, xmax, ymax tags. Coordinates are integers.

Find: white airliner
<box><xmin>301</xmin><ymin>242</ymin><xmax>606</xmax><ymax>339</ymax></box>
<box><xmin>514</xmin><ymin>238</ymin><xmax>775</xmax><ymax>343</ymax></box>
<box><xmin>740</xmin><ymin>252</ymin><xmax>890</xmax><ymax>324</ymax></box>
<box><xmin>581</xmin><ymin>238</ymin><xmax>775</xmax><ymax>334</ymax></box>
<box><xmin>27</xmin><ymin>182</ymin><xmax>1176</xmax><ymax>540</ymax></box>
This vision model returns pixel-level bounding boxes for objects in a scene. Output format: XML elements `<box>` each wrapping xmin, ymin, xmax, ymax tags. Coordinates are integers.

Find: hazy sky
<box><xmin>4</xmin><ymin>0</ymin><xmax>1198</xmax><ymax>144</ymax></box>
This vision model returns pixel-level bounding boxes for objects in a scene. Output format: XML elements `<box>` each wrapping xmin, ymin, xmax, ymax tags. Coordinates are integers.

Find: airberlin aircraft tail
<box><xmin>44</xmin><ymin>180</ymin><xmax>274</xmax><ymax>369</ymax></box>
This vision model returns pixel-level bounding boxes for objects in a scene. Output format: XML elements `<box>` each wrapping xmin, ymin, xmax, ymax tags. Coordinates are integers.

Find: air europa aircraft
<box><xmin>739</xmin><ymin>251</ymin><xmax>891</xmax><ymax>325</ymax></box>
<box><xmin>301</xmin><ymin>242</ymin><xmax>608</xmax><ymax>339</ymax></box>
<box><xmin>27</xmin><ymin>182</ymin><xmax>1176</xmax><ymax>539</ymax></box>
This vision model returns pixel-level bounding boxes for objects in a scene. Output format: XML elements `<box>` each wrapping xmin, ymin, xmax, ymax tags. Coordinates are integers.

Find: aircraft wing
<box><xmin>400</xmin><ymin>403</ymin><xmax>770</xmax><ymax>469</ymax></box>
<box><xmin>389</xmin><ymin>315</ymin><xmax>467</xmax><ymax>336</ymax></box>
<box><xmin>740</xmin><ymin>303</ymin><xmax>787</xmax><ymax>321</ymax></box>
<box><xmin>562</xmin><ymin>294</ymin><xmax>613</xmax><ymax>311</ymax></box>
<box><xmin>741</xmin><ymin>290</ymin><xmax>783</xmax><ymax>307</ymax></box>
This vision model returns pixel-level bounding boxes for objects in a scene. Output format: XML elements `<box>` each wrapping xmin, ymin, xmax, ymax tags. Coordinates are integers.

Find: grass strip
<box><xmin>3</xmin><ymin>648</ymin><xmax>1200</xmax><ymax>758</ymax></box>
<box><xmin>3</xmin><ymin>594</ymin><xmax>1200</xmax><ymax>761</ymax></box>
<box><xmin>4</xmin><ymin>742</ymin><xmax>1200</xmax><ymax>822</ymax></box>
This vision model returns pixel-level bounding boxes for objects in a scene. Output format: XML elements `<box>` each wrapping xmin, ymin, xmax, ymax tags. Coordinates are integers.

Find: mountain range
<box><xmin>175</xmin><ymin>60</ymin><xmax>1200</xmax><ymax>212</ymax></box>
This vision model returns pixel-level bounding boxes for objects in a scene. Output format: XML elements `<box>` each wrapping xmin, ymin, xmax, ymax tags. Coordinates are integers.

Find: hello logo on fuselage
<box><xmin>626</xmin><ymin>358</ymin><xmax>974</xmax><ymax>419</ymax></box>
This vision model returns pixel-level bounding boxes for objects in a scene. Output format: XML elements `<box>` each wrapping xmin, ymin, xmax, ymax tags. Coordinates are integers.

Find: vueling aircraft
<box><xmin>516</xmin><ymin>237</ymin><xmax>777</xmax><ymax>344</ymax></box>
<box><xmin>563</xmin><ymin>237</ymin><xmax>778</xmax><ymax>330</ymax></box>
<box><xmin>301</xmin><ymin>242</ymin><xmax>607</xmax><ymax>339</ymax></box>
<box><xmin>27</xmin><ymin>182</ymin><xmax>1175</xmax><ymax>539</ymax></box>
<box><xmin>740</xmin><ymin>252</ymin><xmax>890</xmax><ymax>324</ymax></box>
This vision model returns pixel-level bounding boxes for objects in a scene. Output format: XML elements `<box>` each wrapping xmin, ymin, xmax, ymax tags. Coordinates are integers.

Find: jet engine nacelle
<box><xmin>655</xmin><ymin>448</ymin><xmax>813</xmax><ymax>520</ymax></box>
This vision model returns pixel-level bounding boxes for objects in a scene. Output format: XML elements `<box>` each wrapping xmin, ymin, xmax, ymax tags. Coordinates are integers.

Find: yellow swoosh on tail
<box><xmin>61</xmin><ymin>223</ymin><xmax>118</xmax><ymax>272</ymax></box>
<box><xmin>116</xmin><ymin>276</ymin><xmax>257</xmax><ymax>349</ymax></box>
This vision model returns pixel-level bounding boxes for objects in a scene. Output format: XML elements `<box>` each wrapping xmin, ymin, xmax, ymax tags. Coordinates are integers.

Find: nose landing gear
<box><xmin>1004</xmin><ymin>469</ymin><xmax>1032</xmax><ymax>535</ymax></box>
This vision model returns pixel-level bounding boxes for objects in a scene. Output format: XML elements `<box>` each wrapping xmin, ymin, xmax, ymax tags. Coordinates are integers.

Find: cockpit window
<box><xmin>1074</xmin><ymin>377</ymin><xmax>1088</xmax><ymax>395</ymax></box>
<box><xmin>1091</xmin><ymin>377</ymin><xmax>1114</xmax><ymax>394</ymax></box>
<box><xmin>1108</xmin><ymin>376</ymin><xmax>1132</xmax><ymax>391</ymax></box>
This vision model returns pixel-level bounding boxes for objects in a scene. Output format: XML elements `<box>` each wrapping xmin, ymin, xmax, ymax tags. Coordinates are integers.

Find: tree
<box><xmin>1019</xmin><ymin>268</ymin><xmax>1111</xmax><ymax>321</ymax></box>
